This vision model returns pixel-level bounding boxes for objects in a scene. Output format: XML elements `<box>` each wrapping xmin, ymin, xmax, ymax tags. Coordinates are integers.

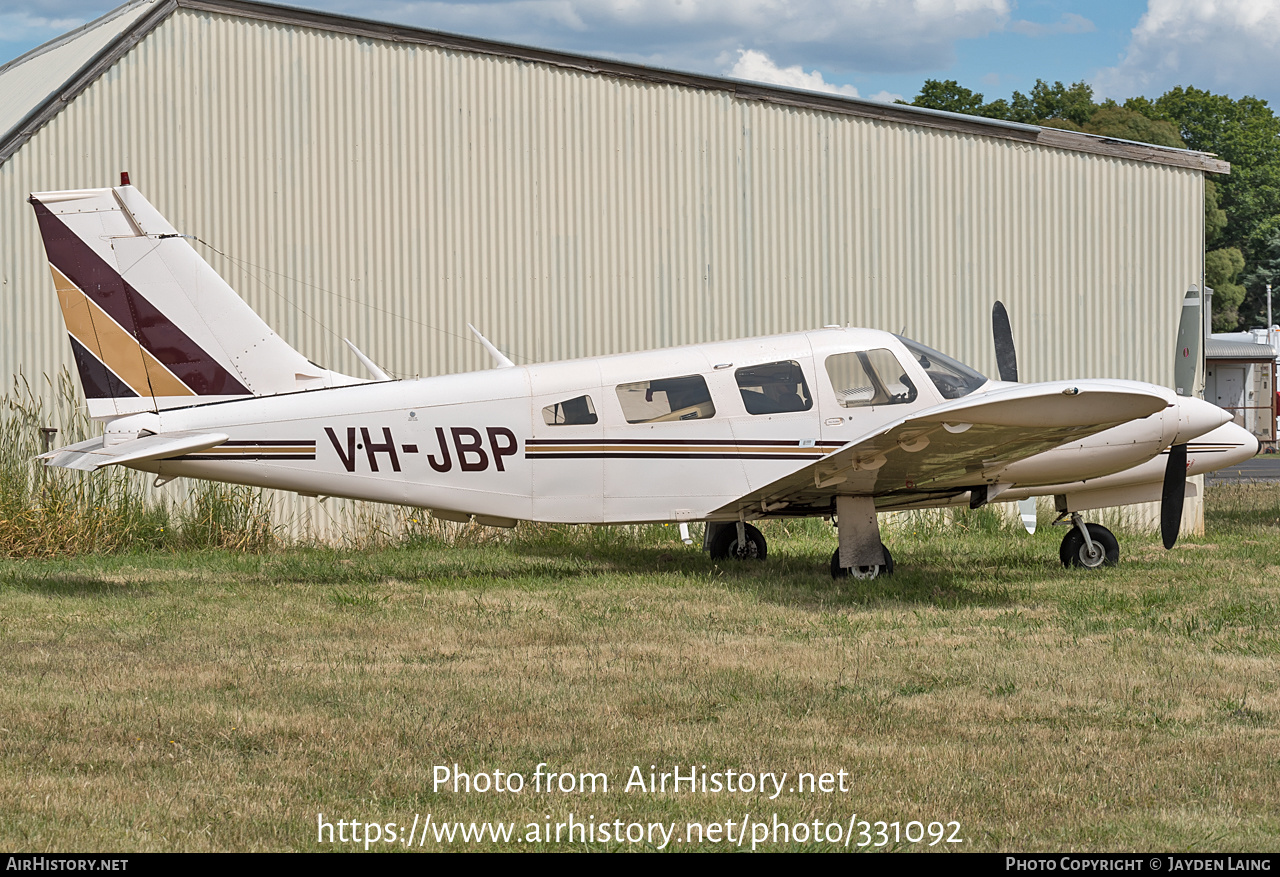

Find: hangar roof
<box><xmin>1207</xmin><ymin>338</ymin><xmax>1277</xmax><ymax>360</ymax></box>
<box><xmin>0</xmin><ymin>0</ymin><xmax>160</xmax><ymax>143</ymax></box>
<box><xmin>0</xmin><ymin>0</ymin><xmax>1232</xmax><ymax>174</ymax></box>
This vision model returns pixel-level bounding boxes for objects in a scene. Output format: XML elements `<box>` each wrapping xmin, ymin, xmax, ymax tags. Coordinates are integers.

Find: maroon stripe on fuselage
<box><xmin>31</xmin><ymin>198</ymin><xmax>250</xmax><ymax>396</ymax></box>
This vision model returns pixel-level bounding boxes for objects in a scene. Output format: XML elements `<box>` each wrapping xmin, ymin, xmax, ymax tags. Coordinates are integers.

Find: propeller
<box><xmin>991</xmin><ymin>302</ymin><xmax>1035</xmax><ymax>532</ymax></box>
<box><xmin>990</xmin><ymin>296</ymin><xmax>1193</xmax><ymax>548</ymax></box>
<box><xmin>1161</xmin><ymin>442</ymin><xmax>1188</xmax><ymax>549</ymax></box>
<box><xmin>991</xmin><ymin>301</ymin><xmax>1018</xmax><ymax>383</ymax></box>
<box><xmin>1164</xmin><ymin>287</ymin><xmax>1201</xmax><ymax>547</ymax></box>
<box><xmin>1173</xmin><ymin>287</ymin><xmax>1201</xmax><ymax>397</ymax></box>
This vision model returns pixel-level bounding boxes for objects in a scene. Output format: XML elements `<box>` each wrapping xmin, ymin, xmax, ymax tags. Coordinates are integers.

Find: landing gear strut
<box><xmin>831</xmin><ymin>545</ymin><xmax>894</xmax><ymax>579</ymax></box>
<box><xmin>830</xmin><ymin>496</ymin><xmax>893</xmax><ymax>579</ymax></box>
<box><xmin>1058</xmin><ymin>513</ymin><xmax>1119</xmax><ymax>569</ymax></box>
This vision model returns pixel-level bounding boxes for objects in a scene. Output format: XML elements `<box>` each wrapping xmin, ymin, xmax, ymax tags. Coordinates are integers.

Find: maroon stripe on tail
<box><xmin>31</xmin><ymin>198</ymin><xmax>250</xmax><ymax>396</ymax></box>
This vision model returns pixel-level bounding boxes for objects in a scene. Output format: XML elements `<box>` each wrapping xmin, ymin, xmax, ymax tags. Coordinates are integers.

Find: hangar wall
<box><xmin>0</xmin><ymin>2</ymin><xmax>1211</xmax><ymax>537</ymax></box>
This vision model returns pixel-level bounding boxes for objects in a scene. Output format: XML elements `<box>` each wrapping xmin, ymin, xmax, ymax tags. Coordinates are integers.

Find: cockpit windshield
<box><xmin>893</xmin><ymin>335</ymin><xmax>989</xmax><ymax>400</ymax></box>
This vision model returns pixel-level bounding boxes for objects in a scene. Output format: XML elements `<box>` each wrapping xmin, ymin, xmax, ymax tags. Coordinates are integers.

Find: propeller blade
<box><xmin>1161</xmin><ymin>443</ymin><xmax>1188</xmax><ymax>549</ymax></box>
<box><xmin>1173</xmin><ymin>287</ymin><xmax>1201</xmax><ymax>397</ymax></box>
<box><xmin>992</xmin><ymin>301</ymin><xmax>1019</xmax><ymax>382</ymax></box>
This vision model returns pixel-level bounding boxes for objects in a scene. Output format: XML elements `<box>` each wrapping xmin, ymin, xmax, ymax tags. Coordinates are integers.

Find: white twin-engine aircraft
<box><xmin>31</xmin><ymin>180</ymin><xmax>1257</xmax><ymax>578</ymax></box>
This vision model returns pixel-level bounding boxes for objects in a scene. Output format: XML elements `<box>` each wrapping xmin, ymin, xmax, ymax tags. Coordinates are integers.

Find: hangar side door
<box><xmin>1216</xmin><ymin>366</ymin><xmax>1246</xmax><ymax>427</ymax></box>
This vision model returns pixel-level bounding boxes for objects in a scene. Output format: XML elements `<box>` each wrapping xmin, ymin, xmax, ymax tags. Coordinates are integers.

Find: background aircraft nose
<box><xmin>1185</xmin><ymin>420</ymin><xmax>1260</xmax><ymax>475</ymax></box>
<box><xmin>1218</xmin><ymin>421</ymin><xmax>1261</xmax><ymax>465</ymax></box>
<box><xmin>1173</xmin><ymin>396</ymin><xmax>1233</xmax><ymax>445</ymax></box>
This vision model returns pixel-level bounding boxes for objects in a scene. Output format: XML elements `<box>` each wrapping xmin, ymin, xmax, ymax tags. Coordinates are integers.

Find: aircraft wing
<box><xmin>713</xmin><ymin>380</ymin><xmax>1170</xmax><ymax>516</ymax></box>
<box><xmin>40</xmin><ymin>431</ymin><xmax>229</xmax><ymax>471</ymax></box>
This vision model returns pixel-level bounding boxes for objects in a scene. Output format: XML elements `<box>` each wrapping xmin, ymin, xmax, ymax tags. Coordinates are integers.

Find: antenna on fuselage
<box><xmin>343</xmin><ymin>339</ymin><xmax>391</xmax><ymax>381</ymax></box>
<box><xmin>467</xmin><ymin>324</ymin><xmax>516</xmax><ymax>369</ymax></box>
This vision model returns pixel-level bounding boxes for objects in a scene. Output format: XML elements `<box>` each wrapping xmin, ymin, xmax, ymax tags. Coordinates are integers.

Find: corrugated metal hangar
<box><xmin>0</xmin><ymin>0</ymin><xmax>1230</xmax><ymax>536</ymax></box>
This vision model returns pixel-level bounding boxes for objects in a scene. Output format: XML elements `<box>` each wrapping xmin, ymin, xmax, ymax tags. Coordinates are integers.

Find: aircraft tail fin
<box><xmin>29</xmin><ymin>181</ymin><xmax>363</xmax><ymax>421</ymax></box>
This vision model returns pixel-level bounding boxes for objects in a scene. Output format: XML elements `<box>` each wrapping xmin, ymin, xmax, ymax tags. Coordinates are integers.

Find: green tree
<box><xmin>1138</xmin><ymin>88</ymin><xmax>1280</xmax><ymax>253</ymax></box>
<box><xmin>909</xmin><ymin>78</ymin><xmax>1100</xmax><ymax>128</ymax></box>
<box><xmin>1008</xmin><ymin>80</ymin><xmax>1096</xmax><ymax>126</ymax></box>
<box><xmin>1082</xmin><ymin>105</ymin><xmax>1185</xmax><ymax>149</ymax></box>
<box><xmin>1206</xmin><ymin>247</ymin><xmax>1246</xmax><ymax>330</ymax></box>
<box><xmin>1204</xmin><ymin>179</ymin><xmax>1228</xmax><ymax>248</ymax></box>
<box><xmin>1241</xmin><ymin>222</ymin><xmax>1280</xmax><ymax>327</ymax></box>
<box><xmin>907</xmin><ymin>80</ymin><xmax>987</xmax><ymax>116</ymax></box>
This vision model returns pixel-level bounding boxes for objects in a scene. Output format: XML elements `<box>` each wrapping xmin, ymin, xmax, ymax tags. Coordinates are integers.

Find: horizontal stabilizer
<box><xmin>40</xmin><ymin>431</ymin><xmax>229</xmax><ymax>471</ymax></box>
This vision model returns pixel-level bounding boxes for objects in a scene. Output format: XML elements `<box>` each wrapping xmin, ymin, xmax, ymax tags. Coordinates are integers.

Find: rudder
<box><xmin>29</xmin><ymin>181</ymin><xmax>361</xmax><ymax>420</ymax></box>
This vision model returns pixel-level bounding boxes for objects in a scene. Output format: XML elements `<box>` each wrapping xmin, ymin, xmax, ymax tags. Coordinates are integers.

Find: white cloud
<box><xmin>336</xmin><ymin>0</ymin><xmax>1011</xmax><ymax>75</ymax></box>
<box><xmin>727</xmin><ymin>49</ymin><xmax>859</xmax><ymax>97</ymax></box>
<box><xmin>2</xmin><ymin>0</ymin><xmax>1013</xmax><ymax>85</ymax></box>
<box><xmin>1007</xmin><ymin>12</ymin><xmax>1095</xmax><ymax>38</ymax></box>
<box><xmin>0</xmin><ymin>13</ymin><xmax>86</xmax><ymax>60</ymax></box>
<box><xmin>1093</xmin><ymin>0</ymin><xmax>1280</xmax><ymax>103</ymax></box>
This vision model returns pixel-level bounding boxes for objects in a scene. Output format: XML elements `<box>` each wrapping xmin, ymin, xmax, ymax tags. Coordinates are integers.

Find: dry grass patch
<box><xmin>2</xmin><ymin>491</ymin><xmax>1280</xmax><ymax>850</ymax></box>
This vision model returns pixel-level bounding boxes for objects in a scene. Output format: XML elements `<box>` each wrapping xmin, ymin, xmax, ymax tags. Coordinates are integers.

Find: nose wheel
<box><xmin>1059</xmin><ymin>516</ymin><xmax>1119</xmax><ymax>569</ymax></box>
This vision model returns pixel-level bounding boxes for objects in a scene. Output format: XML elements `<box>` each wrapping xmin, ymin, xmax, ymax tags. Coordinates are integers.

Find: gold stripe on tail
<box><xmin>50</xmin><ymin>266</ymin><xmax>195</xmax><ymax>398</ymax></box>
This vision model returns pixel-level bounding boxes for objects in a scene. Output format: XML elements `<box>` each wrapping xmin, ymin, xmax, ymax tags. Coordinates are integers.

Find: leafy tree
<box><xmin>1082</xmin><ymin>105</ymin><xmax>1185</xmax><ymax>149</ymax></box>
<box><xmin>1241</xmin><ymin>223</ymin><xmax>1280</xmax><ymax>327</ymax></box>
<box><xmin>1205</xmin><ymin>179</ymin><xmax>1228</xmax><ymax>248</ymax></box>
<box><xmin>909</xmin><ymin>78</ymin><xmax>1099</xmax><ymax>128</ymax></box>
<box><xmin>1008</xmin><ymin>80</ymin><xmax>1096</xmax><ymax>126</ymax></box>
<box><xmin>1137</xmin><ymin>88</ymin><xmax>1280</xmax><ymax>253</ymax></box>
<box><xmin>1039</xmin><ymin>118</ymin><xmax>1084</xmax><ymax>132</ymax></box>
<box><xmin>907</xmin><ymin>80</ymin><xmax>987</xmax><ymax>116</ymax></box>
<box><xmin>1205</xmin><ymin>247</ymin><xmax>1246</xmax><ymax>330</ymax></box>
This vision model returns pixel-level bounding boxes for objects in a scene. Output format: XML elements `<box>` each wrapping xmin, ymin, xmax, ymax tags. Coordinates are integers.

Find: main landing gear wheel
<box><xmin>1059</xmin><ymin>523</ymin><xmax>1119</xmax><ymax>569</ymax></box>
<box><xmin>709</xmin><ymin>523</ymin><xmax>768</xmax><ymax>560</ymax></box>
<box><xmin>831</xmin><ymin>545</ymin><xmax>894</xmax><ymax>580</ymax></box>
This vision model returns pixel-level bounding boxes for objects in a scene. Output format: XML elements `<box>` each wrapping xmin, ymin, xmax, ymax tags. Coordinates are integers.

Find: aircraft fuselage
<box><xmin>102</xmin><ymin>328</ymin><xmax>1244</xmax><ymax>526</ymax></box>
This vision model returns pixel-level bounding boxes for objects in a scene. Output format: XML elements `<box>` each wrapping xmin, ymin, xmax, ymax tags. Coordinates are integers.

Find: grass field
<box><xmin>2</xmin><ymin>486</ymin><xmax>1278</xmax><ymax>852</ymax></box>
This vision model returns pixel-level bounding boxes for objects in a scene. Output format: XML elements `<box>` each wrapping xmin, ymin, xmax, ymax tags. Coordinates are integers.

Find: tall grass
<box><xmin>0</xmin><ymin>371</ymin><xmax>273</xmax><ymax>556</ymax></box>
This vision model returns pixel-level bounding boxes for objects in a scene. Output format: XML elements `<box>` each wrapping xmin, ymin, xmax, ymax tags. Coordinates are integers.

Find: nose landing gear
<box><xmin>1057</xmin><ymin>512</ymin><xmax>1119</xmax><ymax>568</ymax></box>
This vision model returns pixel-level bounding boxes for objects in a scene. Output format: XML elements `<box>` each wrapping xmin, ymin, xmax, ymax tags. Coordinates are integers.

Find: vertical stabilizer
<box><xmin>29</xmin><ymin>183</ymin><xmax>363</xmax><ymax>420</ymax></box>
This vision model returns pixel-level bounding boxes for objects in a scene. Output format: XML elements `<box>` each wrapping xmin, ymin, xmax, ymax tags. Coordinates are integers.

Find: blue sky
<box><xmin>4</xmin><ymin>0</ymin><xmax>1280</xmax><ymax>109</ymax></box>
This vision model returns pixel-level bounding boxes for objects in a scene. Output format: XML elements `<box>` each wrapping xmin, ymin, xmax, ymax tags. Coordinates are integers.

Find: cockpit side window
<box><xmin>616</xmin><ymin>375</ymin><xmax>716</xmax><ymax>424</ymax></box>
<box><xmin>735</xmin><ymin>360</ymin><xmax>812</xmax><ymax>415</ymax></box>
<box><xmin>824</xmin><ymin>349</ymin><xmax>918</xmax><ymax>408</ymax></box>
<box><xmin>542</xmin><ymin>395</ymin><xmax>598</xmax><ymax>425</ymax></box>
<box><xmin>892</xmin><ymin>335</ymin><xmax>988</xmax><ymax>400</ymax></box>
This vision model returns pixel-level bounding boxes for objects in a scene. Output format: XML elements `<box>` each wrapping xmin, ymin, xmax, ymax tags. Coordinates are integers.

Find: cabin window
<box><xmin>824</xmin><ymin>349</ymin><xmax>918</xmax><ymax>408</ymax></box>
<box><xmin>893</xmin><ymin>335</ymin><xmax>989</xmax><ymax>400</ymax></box>
<box><xmin>615</xmin><ymin>375</ymin><xmax>716</xmax><ymax>423</ymax></box>
<box><xmin>542</xmin><ymin>395</ymin><xmax>598</xmax><ymax>425</ymax></box>
<box><xmin>735</xmin><ymin>360</ymin><xmax>812</xmax><ymax>414</ymax></box>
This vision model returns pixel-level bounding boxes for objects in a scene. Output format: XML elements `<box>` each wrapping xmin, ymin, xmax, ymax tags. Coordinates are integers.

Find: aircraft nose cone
<box><xmin>1173</xmin><ymin>396</ymin><xmax>1232</xmax><ymax>445</ymax></box>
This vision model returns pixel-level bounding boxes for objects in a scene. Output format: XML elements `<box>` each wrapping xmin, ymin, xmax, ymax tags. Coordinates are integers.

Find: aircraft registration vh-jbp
<box><xmin>30</xmin><ymin>178</ymin><xmax>1257</xmax><ymax>578</ymax></box>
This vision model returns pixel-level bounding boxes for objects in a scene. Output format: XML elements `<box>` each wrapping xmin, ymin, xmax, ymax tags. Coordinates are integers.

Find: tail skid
<box><xmin>30</xmin><ymin>182</ymin><xmax>364</xmax><ymax>421</ymax></box>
